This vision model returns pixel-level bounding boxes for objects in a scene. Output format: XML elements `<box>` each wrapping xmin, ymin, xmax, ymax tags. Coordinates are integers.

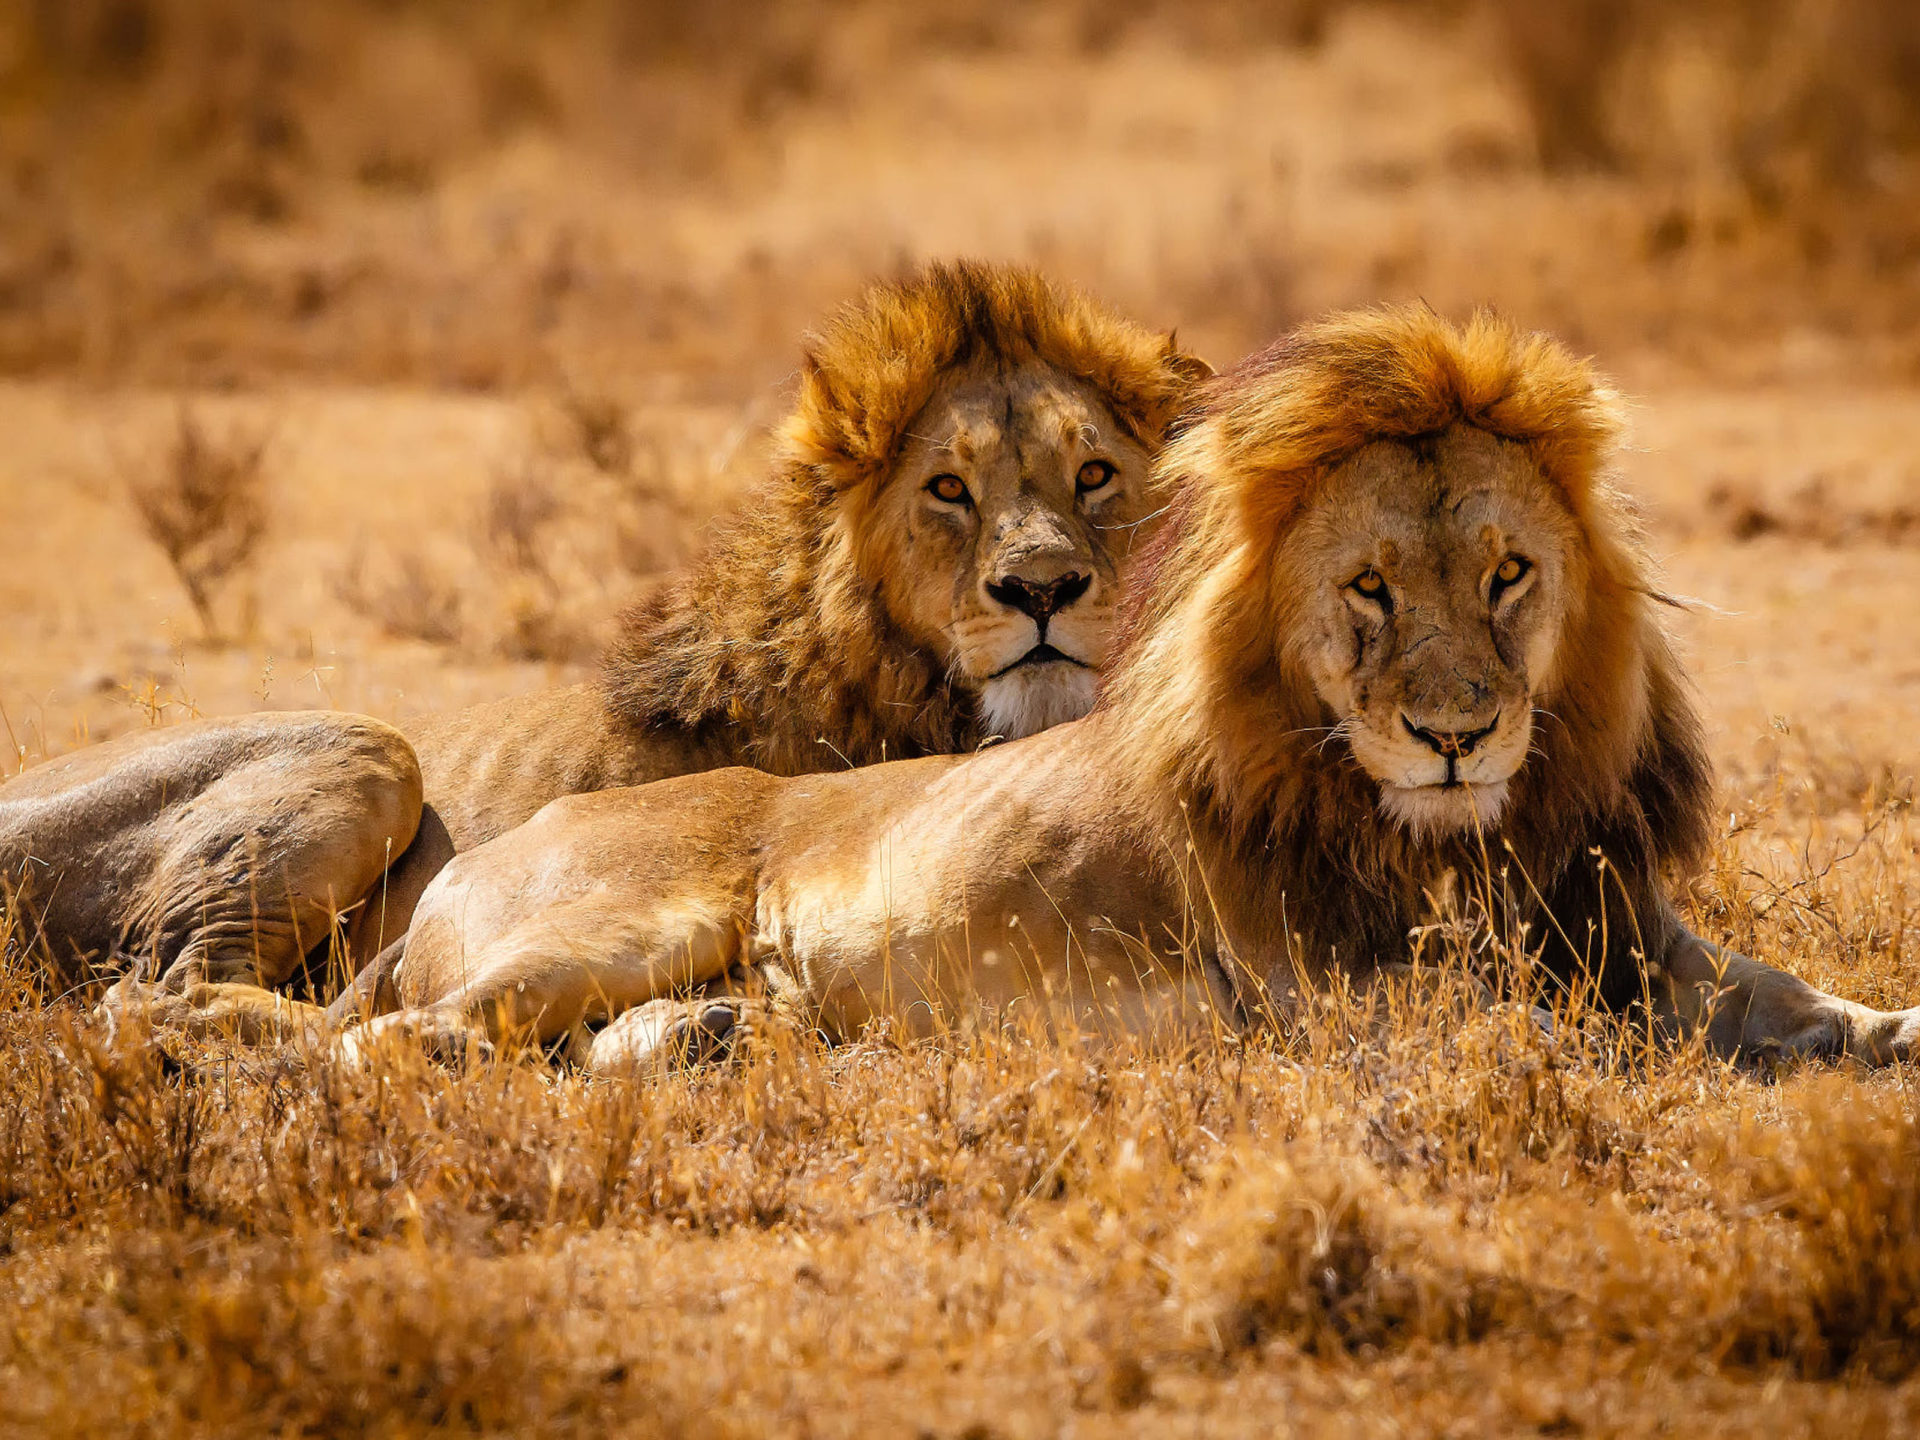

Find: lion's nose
<box><xmin>1403</xmin><ymin>715</ymin><xmax>1497</xmax><ymax>758</ymax></box>
<box><xmin>985</xmin><ymin>572</ymin><xmax>1090</xmax><ymax>624</ymax></box>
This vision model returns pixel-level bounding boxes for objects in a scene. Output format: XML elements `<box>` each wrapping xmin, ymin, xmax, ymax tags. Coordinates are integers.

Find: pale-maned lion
<box><xmin>0</xmin><ymin>262</ymin><xmax>1209</xmax><ymax>1007</ymax></box>
<box><xmin>327</xmin><ymin>304</ymin><xmax>1920</xmax><ymax>1070</ymax></box>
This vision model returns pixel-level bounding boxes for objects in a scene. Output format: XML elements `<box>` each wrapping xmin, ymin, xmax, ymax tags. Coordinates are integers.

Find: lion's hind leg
<box><xmin>99</xmin><ymin>979</ymin><xmax>333</xmax><ymax>1049</ymax></box>
<box><xmin>1</xmin><ymin>713</ymin><xmax>423</xmax><ymax>996</ymax></box>
<box><xmin>1662</xmin><ymin>932</ymin><xmax>1920</xmax><ymax>1066</ymax></box>
<box><xmin>122</xmin><ymin>718</ymin><xmax>423</xmax><ymax>993</ymax></box>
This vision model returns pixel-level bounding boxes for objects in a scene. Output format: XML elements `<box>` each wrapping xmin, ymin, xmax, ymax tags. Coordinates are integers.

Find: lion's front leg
<box><xmin>1660</xmin><ymin>931</ymin><xmax>1920</xmax><ymax>1065</ymax></box>
<box><xmin>97</xmin><ymin>979</ymin><xmax>333</xmax><ymax>1048</ymax></box>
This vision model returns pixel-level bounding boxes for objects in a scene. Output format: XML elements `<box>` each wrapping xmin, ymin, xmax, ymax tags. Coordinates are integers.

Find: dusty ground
<box><xmin>3</xmin><ymin>3</ymin><xmax>1920</xmax><ymax>1435</ymax></box>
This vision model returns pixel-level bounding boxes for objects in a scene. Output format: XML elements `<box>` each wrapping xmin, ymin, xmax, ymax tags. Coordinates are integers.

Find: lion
<box><xmin>0</xmin><ymin>261</ymin><xmax>1209</xmax><ymax>1008</ymax></box>
<box><xmin>306</xmin><ymin>303</ymin><xmax>1920</xmax><ymax>1072</ymax></box>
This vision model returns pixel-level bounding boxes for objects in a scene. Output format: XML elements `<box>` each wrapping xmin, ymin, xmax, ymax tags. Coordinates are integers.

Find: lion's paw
<box><xmin>1850</xmin><ymin>1005</ymin><xmax>1920</xmax><ymax>1067</ymax></box>
<box><xmin>333</xmin><ymin>1010</ymin><xmax>495</xmax><ymax>1071</ymax></box>
<box><xmin>586</xmin><ymin>997</ymin><xmax>782</xmax><ymax>1077</ymax></box>
<box><xmin>95</xmin><ymin>977</ymin><xmax>194</xmax><ymax>1030</ymax></box>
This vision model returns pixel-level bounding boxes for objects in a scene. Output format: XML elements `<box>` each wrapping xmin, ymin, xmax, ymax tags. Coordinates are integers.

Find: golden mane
<box><xmin>605</xmin><ymin>261</ymin><xmax>1207</xmax><ymax>774</ymax></box>
<box><xmin>780</xmin><ymin>259</ymin><xmax>1209</xmax><ymax>493</ymax></box>
<box><xmin>1106</xmin><ymin>306</ymin><xmax>1713</xmax><ymax>1003</ymax></box>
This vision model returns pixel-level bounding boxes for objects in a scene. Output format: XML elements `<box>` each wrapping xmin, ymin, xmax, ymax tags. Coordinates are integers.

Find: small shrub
<box><xmin>122</xmin><ymin>408</ymin><xmax>270</xmax><ymax>642</ymax></box>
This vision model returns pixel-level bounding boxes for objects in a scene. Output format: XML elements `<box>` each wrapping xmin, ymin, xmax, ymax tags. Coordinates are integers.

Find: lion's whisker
<box><xmin>1098</xmin><ymin>502</ymin><xmax>1173</xmax><ymax>534</ymax></box>
<box><xmin>1309</xmin><ymin>720</ymin><xmax>1355</xmax><ymax>758</ymax></box>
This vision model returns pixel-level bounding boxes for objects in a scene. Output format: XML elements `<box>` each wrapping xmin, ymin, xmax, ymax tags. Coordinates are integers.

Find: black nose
<box><xmin>985</xmin><ymin>572</ymin><xmax>1090</xmax><ymax>624</ymax></box>
<box><xmin>1403</xmin><ymin>716</ymin><xmax>1497</xmax><ymax>758</ymax></box>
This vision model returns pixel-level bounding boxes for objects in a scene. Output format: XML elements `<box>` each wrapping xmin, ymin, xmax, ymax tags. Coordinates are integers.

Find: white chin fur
<box><xmin>1377</xmin><ymin>780</ymin><xmax>1512</xmax><ymax>840</ymax></box>
<box><xmin>979</xmin><ymin>664</ymin><xmax>1098</xmax><ymax>741</ymax></box>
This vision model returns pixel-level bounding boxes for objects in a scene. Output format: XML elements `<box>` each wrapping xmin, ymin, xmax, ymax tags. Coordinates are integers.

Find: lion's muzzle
<box><xmin>1401</xmin><ymin>711</ymin><xmax>1499</xmax><ymax>787</ymax></box>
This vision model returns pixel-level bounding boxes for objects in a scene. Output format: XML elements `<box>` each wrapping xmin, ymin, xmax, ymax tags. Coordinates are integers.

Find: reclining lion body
<box><xmin>342</xmin><ymin>305</ymin><xmax>1920</xmax><ymax>1070</ymax></box>
<box><xmin>2</xmin><ymin>263</ymin><xmax>1207</xmax><ymax>997</ymax></box>
<box><xmin>387</xmin><ymin>729</ymin><xmax>1225</xmax><ymax>1056</ymax></box>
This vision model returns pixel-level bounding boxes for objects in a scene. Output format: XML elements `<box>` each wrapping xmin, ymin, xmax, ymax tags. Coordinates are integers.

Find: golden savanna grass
<box><xmin>4</xmin><ymin>1</ymin><xmax>1920</xmax><ymax>1434</ymax></box>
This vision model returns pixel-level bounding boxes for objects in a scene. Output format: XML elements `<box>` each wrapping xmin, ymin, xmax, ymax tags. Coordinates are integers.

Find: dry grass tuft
<box><xmin>1164</xmin><ymin>1150</ymin><xmax>1540</xmax><ymax>1358</ymax></box>
<box><xmin>1703</xmin><ymin>478</ymin><xmax>1920</xmax><ymax>547</ymax></box>
<box><xmin>557</xmin><ymin>387</ymin><xmax>636</xmax><ymax>477</ymax></box>
<box><xmin>324</xmin><ymin>419</ymin><xmax>715</xmax><ymax>662</ymax></box>
<box><xmin>119</xmin><ymin>409</ymin><xmax>270</xmax><ymax>643</ymax></box>
<box><xmin>330</xmin><ymin>543</ymin><xmax>465</xmax><ymax>647</ymax></box>
<box><xmin>1712</xmin><ymin>1085</ymin><xmax>1920</xmax><ymax>1379</ymax></box>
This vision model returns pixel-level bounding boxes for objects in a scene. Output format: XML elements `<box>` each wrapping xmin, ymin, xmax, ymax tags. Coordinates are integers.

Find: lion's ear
<box><xmin>1161</xmin><ymin>337</ymin><xmax>1214</xmax><ymax>386</ymax></box>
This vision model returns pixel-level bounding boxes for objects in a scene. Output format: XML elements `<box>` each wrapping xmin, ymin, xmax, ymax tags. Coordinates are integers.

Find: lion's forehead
<box><xmin>1301</xmin><ymin>432</ymin><xmax>1574</xmax><ymax>572</ymax></box>
<box><xmin>930</xmin><ymin>367</ymin><xmax>1116</xmax><ymax>461</ymax></box>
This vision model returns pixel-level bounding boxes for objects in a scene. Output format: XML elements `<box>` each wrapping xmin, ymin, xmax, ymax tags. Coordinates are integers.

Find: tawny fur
<box><xmin>326</xmin><ymin>306</ymin><xmax>1918</xmax><ymax>1072</ymax></box>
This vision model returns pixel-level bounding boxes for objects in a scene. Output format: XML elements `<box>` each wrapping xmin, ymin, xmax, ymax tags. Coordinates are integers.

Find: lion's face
<box><xmin>1284</xmin><ymin>424</ymin><xmax>1586</xmax><ymax>837</ymax></box>
<box><xmin>863</xmin><ymin>360</ymin><xmax>1160</xmax><ymax>740</ymax></box>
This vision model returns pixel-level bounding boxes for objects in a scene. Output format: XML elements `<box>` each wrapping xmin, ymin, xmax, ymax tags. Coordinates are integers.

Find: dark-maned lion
<box><xmin>0</xmin><ymin>262</ymin><xmax>1209</xmax><ymax>1006</ymax></box>
<box><xmin>331</xmin><ymin>305</ymin><xmax>1919</xmax><ymax>1070</ymax></box>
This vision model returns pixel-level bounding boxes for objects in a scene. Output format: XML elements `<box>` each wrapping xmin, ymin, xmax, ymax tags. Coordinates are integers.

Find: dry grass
<box><xmin>2</xmin><ymin>2</ymin><xmax>1919</xmax><ymax>1433</ymax></box>
<box><xmin>329</xmin><ymin>543</ymin><xmax>466</xmax><ymax>648</ymax></box>
<box><xmin>4</xmin><ymin>789</ymin><xmax>1920</xmax><ymax>1435</ymax></box>
<box><xmin>324</xmin><ymin>405</ymin><xmax>712</xmax><ymax>665</ymax></box>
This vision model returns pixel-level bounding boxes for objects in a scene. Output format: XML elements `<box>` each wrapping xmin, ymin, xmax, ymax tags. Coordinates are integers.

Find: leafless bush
<box><xmin>330</xmin><ymin>543</ymin><xmax>464</xmax><ymax>646</ymax></box>
<box><xmin>474</xmin><ymin>461</ymin><xmax>564</xmax><ymax>584</ymax></box>
<box><xmin>121</xmin><ymin>408</ymin><xmax>270</xmax><ymax>643</ymax></box>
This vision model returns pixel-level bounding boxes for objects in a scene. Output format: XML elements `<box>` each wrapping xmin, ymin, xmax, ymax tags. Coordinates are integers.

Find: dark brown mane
<box><xmin>1106</xmin><ymin>305</ymin><xmax>1715</xmax><ymax>1003</ymax></box>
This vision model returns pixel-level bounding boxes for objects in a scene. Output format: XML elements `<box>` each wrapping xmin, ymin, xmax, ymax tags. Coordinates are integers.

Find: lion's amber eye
<box><xmin>926</xmin><ymin>474</ymin><xmax>971</xmax><ymax>505</ymax></box>
<box><xmin>1344</xmin><ymin>568</ymin><xmax>1390</xmax><ymax>614</ymax></box>
<box><xmin>1491</xmin><ymin>555</ymin><xmax>1532</xmax><ymax>601</ymax></box>
<box><xmin>1076</xmin><ymin>459</ymin><xmax>1116</xmax><ymax>494</ymax></box>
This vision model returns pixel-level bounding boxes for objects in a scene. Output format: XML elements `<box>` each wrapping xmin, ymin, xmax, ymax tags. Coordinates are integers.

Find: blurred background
<box><xmin>2</xmin><ymin>0</ymin><xmax>1918</xmax><ymax>768</ymax></box>
<box><xmin>8</xmin><ymin>0</ymin><xmax>1920</xmax><ymax>386</ymax></box>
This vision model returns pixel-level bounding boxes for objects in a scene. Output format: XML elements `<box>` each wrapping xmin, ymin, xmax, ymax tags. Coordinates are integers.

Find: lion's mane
<box><xmin>1106</xmin><ymin>306</ymin><xmax>1714</xmax><ymax>1001</ymax></box>
<box><xmin>604</xmin><ymin>260</ymin><xmax>1205</xmax><ymax>775</ymax></box>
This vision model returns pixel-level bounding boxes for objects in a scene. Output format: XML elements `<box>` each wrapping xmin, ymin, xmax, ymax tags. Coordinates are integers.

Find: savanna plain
<box><xmin>3</xmin><ymin>2</ymin><xmax>1920</xmax><ymax>1434</ymax></box>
